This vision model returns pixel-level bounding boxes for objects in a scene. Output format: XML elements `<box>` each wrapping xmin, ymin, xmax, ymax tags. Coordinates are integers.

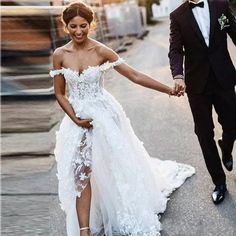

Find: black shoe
<box><xmin>218</xmin><ymin>139</ymin><xmax>233</xmax><ymax>171</ymax></box>
<box><xmin>212</xmin><ymin>184</ymin><xmax>227</xmax><ymax>205</ymax></box>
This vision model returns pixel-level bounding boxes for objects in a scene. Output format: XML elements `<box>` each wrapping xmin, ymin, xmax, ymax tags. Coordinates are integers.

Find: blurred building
<box><xmin>2</xmin><ymin>1</ymin><xmax>73</xmax><ymax>77</ymax></box>
<box><xmin>152</xmin><ymin>0</ymin><xmax>184</xmax><ymax>19</ymax></box>
<box><xmin>1</xmin><ymin>0</ymin><xmax>147</xmax><ymax>95</ymax></box>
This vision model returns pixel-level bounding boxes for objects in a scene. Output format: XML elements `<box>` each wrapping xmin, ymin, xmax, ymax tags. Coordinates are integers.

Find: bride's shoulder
<box><xmin>53</xmin><ymin>47</ymin><xmax>63</xmax><ymax>57</ymax></box>
<box><xmin>52</xmin><ymin>42</ymin><xmax>73</xmax><ymax>58</ymax></box>
<box><xmin>90</xmin><ymin>40</ymin><xmax>108</xmax><ymax>53</ymax></box>
<box><xmin>92</xmin><ymin>40</ymin><xmax>119</xmax><ymax>62</ymax></box>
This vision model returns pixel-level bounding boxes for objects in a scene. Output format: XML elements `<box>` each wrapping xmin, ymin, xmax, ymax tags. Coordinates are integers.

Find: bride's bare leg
<box><xmin>76</xmin><ymin>181</ymin><xmax>92</xmax><ymax>236</ymax></box>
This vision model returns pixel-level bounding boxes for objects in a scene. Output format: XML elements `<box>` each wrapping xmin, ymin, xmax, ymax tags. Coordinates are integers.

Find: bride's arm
<box><xmin>100</xmin><ymin>46</ymin><xmax>177</xmax><ymax>96</ymax></box>
<box><xmin>52</xmin><ymin>49</ymin><xmax>92</xmax><ymax>128</ymax></box>
<box><xmin>116</xmin><ymin>63</ymin><xmax>175</xmax><ymax>95</ymax></box>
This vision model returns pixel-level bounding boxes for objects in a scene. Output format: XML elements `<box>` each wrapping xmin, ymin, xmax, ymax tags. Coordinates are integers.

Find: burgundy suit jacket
<box><xmin>168</xmin><ymin>0</ymin><xmax>236</xmax><ymax>94</ymax></box>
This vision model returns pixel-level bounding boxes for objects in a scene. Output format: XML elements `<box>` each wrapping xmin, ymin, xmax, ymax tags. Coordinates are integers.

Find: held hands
<box><xmin>170</xmin><ymin>78</ymin><xmax>186</xmax><ymax>97</ymax></box>
<box><xmin>76</xmin><ymin>118</ymin><xmax>93</xmax><ymax>129</ymax></box>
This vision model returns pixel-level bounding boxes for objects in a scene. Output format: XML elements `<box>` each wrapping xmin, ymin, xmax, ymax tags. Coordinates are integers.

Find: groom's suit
<box><xmin>169</xmin><ymin>0</ymin><xmax>236</xmax><ymax>186</ymax></box>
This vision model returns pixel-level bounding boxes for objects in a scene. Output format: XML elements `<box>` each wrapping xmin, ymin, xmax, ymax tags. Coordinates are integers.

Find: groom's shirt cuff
<box><xmin>173</xmin><ymin>74</ymin><xmax>184</xmax><ymax>80</ymax></box>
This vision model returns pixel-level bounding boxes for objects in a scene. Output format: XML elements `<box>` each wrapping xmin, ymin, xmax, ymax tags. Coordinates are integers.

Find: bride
<box><xmin>50</xmin><ymin>1</ymin><xmax>195</xmax><ymax>236</ymax></box>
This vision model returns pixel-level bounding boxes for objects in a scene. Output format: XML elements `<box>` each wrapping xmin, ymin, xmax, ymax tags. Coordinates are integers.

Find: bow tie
<box><xmin>189</xmin><ymin>1</ymin><xmax>204</xmax><ymax>9</ymax></box>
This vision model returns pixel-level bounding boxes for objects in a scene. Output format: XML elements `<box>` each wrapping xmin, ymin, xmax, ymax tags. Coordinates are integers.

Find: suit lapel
<box><xmin>208</xmin><ymin>0</ymin><xmax>217</xmax><ymax>47</ymax></box>
<box><xmin>185</xmin><ymin>2</ymin><xmax>207</xmax><ymax>48</ymax></box>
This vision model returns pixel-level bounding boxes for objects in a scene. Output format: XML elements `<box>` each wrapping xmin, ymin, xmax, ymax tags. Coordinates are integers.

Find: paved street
<box><xmin>103</xmin><ymin>19</ymin><xmax>236</xmax><ymax>236</ymax></box>
<box><xmin>2</xmin><ymin>19</ymin><xmax>236</xmax><ymax>236</ymax></box>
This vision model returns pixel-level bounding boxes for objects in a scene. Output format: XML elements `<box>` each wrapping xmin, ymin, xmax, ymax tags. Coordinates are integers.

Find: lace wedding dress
<box><xmin>50</xmin><ymin>58</ymin><xmax>195</xmax><ymax>236</ymax></box>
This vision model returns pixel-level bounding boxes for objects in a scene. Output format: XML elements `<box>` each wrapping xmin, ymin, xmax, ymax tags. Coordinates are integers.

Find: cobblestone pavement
<box><xmin>2</xmin><ymin>19</ymin><xmax>236</xmax><ymax>236</ymax></box>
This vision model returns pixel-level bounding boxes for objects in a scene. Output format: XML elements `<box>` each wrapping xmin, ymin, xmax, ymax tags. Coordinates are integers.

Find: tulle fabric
<box><xmin>50</xmin><ymin>58</ymin><xmax>195</xmax><ymax>236</ymax></box>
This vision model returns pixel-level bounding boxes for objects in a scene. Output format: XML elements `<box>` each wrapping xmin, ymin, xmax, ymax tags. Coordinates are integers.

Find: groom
<box><xmin>168</xmin><ymin>0</ymin><xmax>236</xmax><ymax>204</ymax></box>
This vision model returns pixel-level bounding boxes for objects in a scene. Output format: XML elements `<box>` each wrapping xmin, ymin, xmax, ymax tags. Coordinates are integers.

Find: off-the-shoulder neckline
<box><xmin>51</xmin><ymin>57</ymin><xmax>124</xmax><ymax>77</ymax></box>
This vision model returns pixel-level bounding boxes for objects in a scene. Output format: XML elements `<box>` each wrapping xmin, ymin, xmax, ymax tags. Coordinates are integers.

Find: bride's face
<box><xmin>67</xmin><ymin>16</ymin><xmax>90</xmax><ymax>43</ymax></box>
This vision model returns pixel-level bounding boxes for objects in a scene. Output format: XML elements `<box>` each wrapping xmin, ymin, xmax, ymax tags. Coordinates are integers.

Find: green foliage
<box><xmin>230</xmin><ymin>0</ymin><xmax>236</xmax><ymax>5</ymax></box>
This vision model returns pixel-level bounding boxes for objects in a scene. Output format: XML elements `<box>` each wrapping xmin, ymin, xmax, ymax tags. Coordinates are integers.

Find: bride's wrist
<box><xmin>74</xmin><ymin>116</ymin><xmax>82</xmax><ymax>124</ymax></box>
<box><xmin>167</xmin><ymin>88</ymin><xmax>174</xmax><ymax>96</ymax></box>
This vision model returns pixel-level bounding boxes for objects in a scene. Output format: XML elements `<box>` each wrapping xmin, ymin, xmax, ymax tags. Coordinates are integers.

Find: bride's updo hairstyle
<box><xmin>61</xmin><ymin>1</ymin><xmax>96</xmax><ymax>31</ymax></box>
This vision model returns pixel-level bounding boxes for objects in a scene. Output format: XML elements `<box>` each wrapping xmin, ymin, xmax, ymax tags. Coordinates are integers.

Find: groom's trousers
<box><xmin>187</xmin><ymin>70</ymin><xmax>236</xmax><ymax>186</ymax></box>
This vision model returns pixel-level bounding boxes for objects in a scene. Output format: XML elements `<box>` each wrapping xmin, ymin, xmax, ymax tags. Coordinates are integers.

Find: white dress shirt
<box><xmin>190</xmin><ymin>0</ymin><xmax>210</xmax><ymax>47</ymax></box>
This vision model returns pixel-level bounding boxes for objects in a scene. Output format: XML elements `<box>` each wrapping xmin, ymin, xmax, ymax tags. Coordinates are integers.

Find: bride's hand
<box><xmin>76</xmin><ymin>118</ymin><xmax>93</xmax><ymax>128</ymax></box>
<box><xmin>169</xmin><ymin>88</ymin><xmax>184</xmax><ymax>97</ymax></box>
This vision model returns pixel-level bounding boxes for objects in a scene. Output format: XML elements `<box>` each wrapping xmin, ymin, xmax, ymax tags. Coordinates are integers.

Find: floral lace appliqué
<box><xmin>72</xmin><ymin>129</ymin><xmax>92</xmax><ymax>197</ymax></box>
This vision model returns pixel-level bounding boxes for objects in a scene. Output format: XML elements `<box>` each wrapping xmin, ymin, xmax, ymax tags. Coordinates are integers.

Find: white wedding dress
<box><xmin>50</xmin><ymin>58</ymin><xmax>195</xmax><ymax>236</ymax></box>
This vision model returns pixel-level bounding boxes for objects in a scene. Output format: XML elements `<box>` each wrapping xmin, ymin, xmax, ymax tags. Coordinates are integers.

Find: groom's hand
<box><xmin>174</xmin><ymin>77</ymin><xmax>186</xmax><ymax>96</ymax></box>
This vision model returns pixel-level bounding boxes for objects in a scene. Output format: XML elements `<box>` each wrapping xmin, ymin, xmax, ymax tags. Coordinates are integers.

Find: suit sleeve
<box><xmin>225</xmin><ymin>1</ymin><xmax>236</xmax><ymax>45</ymax></box>
<box><xmin>168</xmin><ymin>13</ymin><xmax>184</xmax><ymax>79</ymax></box>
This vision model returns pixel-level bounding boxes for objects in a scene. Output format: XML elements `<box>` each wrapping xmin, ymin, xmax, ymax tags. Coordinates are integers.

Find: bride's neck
<box><xmin>71</xmin><ymin>38</ymin><xmax>91</xmax><ymax>50</ymax></box>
